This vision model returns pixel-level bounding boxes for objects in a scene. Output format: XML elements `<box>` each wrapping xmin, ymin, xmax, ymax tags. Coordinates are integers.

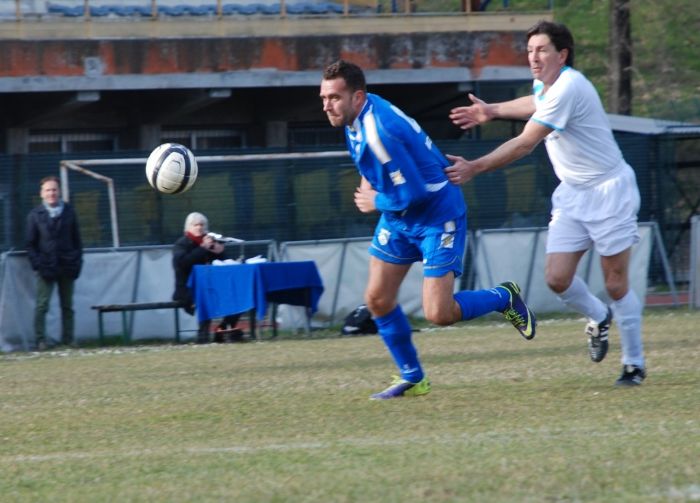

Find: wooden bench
<box><xmin>91</xmin><ymin>301</ymin><xmax>187</xmax><ymax>345</ymax></box>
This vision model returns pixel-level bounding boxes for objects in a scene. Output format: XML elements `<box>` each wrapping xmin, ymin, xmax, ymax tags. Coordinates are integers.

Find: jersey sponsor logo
<box><xmin>390</xmin><ymin>170</ymin><xmax>406</xmax><ymax>186</ymax></box>
<box><xmin>378</xmin><ymin>228</ymin><xmax>391</xmax><ymax>246</ymax></box>
<box><xmin>440</xmin><ymin>232</ymin><xmax>455</xmax><ymax>249</ymax></box>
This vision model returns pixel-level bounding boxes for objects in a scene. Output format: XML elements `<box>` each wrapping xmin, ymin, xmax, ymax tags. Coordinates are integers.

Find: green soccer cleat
<box><xmin>499</xmin><ymin>281</ymin><xmax>536</xmax><ymax>340</ymax></box>
<box><xmin>370</xmin><ymin>375</ymin><xmax>431</xmax><ymax>400</ymax></box>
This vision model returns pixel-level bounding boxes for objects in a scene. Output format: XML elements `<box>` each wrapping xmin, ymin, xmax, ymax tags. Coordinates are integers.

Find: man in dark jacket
<box><xmin>25</xmin><ymin>176</ymin><xmax>83</xmax><ymax>350</ymax></box>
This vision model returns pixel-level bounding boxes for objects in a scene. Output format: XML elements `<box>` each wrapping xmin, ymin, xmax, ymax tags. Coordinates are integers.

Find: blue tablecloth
<box><xmin>188</xmin><ymin>261</ymin><xmax>324</xmax><ymax>323</ymax></box>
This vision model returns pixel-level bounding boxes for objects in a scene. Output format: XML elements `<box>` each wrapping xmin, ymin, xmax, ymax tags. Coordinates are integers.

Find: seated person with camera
<box><xmin>172</xmin><ymin>212</ymin><xmax>244</xmax><ymax>343</ymax></box>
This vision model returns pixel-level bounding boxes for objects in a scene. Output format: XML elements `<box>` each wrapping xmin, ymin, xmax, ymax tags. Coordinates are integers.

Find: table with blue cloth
<box><xmin>187</xmin><ymin>261</ymin><xmax>324</xmax><ymax>339</ymax></box>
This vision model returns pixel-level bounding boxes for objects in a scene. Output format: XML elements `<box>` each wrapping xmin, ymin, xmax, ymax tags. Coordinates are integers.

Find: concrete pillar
<box><xmin>6</xmin><ymin>128</ymin><xmax>29</xmax><ymax>154</ymax></box>
<box><xmin>139</xmin><ymin>124</ymin><xmax>162</xmax><ymax>151</ymax></box>
<box><xmin>265</xmin><ymin>121</ymin><xmax>288</xmax><ymax>148</ymax></box>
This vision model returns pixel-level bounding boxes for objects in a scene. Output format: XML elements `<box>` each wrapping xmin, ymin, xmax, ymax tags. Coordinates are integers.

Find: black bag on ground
<box><xmin>341</xmin><ymin>304</ymin><xmax>378</xmax><ymax>336</ymax></box>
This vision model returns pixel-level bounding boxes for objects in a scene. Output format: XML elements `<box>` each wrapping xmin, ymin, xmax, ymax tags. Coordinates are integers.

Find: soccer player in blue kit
<box><xmin>320</xmin><ymin>60</ymin><xmax>537</xmax><ymax>400</ymax></box>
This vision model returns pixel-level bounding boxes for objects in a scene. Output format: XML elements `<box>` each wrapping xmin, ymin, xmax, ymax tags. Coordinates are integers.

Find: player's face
<box><xmin>320</xmin><ymin>78</ymin><xmax>363</xmax><ymax>128</ymax></box>
<box><xmin>40</xmin><ymin>180</ymin><xmax>60</xmax><ymax>207</ymax></box>
<box><xmin>527</xmin><ymin>34</ymin><xmax>568</xmax><ymax>86</ymax></box>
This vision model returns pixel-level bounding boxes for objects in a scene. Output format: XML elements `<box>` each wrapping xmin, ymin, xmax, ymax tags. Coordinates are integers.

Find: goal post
<box><xmin>60</xmin><ymin>160</ymin><xmax>121</xmax><ymax>248</ymax></box>
<box><xmin>59</xmin><ymin>150</ymin><xmax>351</xmax><ymax>248</ymax></box>
<box><xmin>691</xmin><ymin>215</ymin><xmax>700</xmax><ymax>309</ymax></box>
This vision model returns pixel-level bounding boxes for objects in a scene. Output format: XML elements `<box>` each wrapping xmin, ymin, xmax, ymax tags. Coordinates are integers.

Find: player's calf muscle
<box><xmin>423</xmin><ymin>300</ymin><xmax>461</xmax><ymax>326</ymax></box>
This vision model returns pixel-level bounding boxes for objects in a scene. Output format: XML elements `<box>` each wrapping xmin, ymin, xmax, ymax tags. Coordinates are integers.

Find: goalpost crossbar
<box><xmin>59</xmin><ymin>150</ymin><xmax>351</xmax><ymax>248</ymax></box>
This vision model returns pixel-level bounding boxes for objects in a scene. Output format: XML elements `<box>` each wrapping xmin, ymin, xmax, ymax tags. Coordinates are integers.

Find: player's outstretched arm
<box><xmin>445</xmin><ymin>120</ymin><xmax>551</xmax><ymax>185</ymax></box>
<box><xmin>450</xmin><ymin>94</ymin><xmax>536</xmax><ymax>130</ymax></box>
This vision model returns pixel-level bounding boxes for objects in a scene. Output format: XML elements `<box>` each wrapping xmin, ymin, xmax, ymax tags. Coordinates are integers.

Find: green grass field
<box><xmin>2</xmin><ymin>309</ymin><xmax>699</xmax><ymax>502</ymax></box>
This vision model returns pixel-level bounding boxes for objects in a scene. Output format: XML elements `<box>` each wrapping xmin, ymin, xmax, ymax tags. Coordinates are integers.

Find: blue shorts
<box><xmin>369</xmin><ymin>213</ymin><xmax>467</xmax><ymax>278</ymax></box>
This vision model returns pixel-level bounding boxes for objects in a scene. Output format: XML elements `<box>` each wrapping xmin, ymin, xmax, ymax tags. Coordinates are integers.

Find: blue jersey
<box><xmin>346</xmin><ymin>93</ymin><xmax>466</xmax><ymax>226</ymax></box>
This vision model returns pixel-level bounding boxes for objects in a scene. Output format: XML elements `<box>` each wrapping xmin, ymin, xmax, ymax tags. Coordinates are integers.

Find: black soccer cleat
<box><xmin>614</xmin><ymin>365</ymin><xmax>647</xmax><ymax>386</ymax></box>
<box><xmin>586</xmin><ymin>307</ymin><xmax>612</xmax><ymax>363</ymax></box>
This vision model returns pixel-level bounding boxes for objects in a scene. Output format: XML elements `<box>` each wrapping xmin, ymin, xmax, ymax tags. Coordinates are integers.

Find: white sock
<box><xmin>612</xmin><ymin>290</ymin><xmax>645</xmax><ymax>367</ymax></box>
<box><xmin>557</xmin><ymin>276</ymin><xmax>607</xmax><ymax>322</ymax></box>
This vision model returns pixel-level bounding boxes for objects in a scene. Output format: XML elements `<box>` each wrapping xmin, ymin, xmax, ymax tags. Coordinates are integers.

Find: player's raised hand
<box><xmin>449</xmin><ymin>93</ymin><xmax>492</xmax><ymax>130</ymax></box>
<box><xmin>354</xmin><ymin>185</ymin><xmax>377</xmax><ymax>213</ymax></box>
<box><xmin>444</xmin><ymin>154</ymin><xmax>480</xmax><ymax>185</ymax></box>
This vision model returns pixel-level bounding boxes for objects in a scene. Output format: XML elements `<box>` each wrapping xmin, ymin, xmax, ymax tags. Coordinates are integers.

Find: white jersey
<box><xmin>531</xmin><ymin>67</ymin><xmax>627</xmax><ymax>188</ymax></box>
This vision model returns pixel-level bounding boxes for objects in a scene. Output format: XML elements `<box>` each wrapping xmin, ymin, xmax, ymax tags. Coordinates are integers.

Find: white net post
<box><xmin>691</xmin><ymin>215</ymin><xmax>700</xmax><ymax>309</ymax></box>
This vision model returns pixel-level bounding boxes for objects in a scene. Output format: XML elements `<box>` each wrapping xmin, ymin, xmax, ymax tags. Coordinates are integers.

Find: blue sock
<box><xmin>454</xmin><ymin>287</ymin><xmax>509</xmax><ymax>321</ymax></box>
<box><xmin>374</xmin><ymin>305</ymin><xmax>423</xmax><ymax>383</ymax></box>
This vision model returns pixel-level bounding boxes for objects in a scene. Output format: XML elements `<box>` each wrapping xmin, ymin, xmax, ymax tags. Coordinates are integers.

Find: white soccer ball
<box><xmin>145</xmin><ymin>143</ymin><xmax>198</xmax><ymax>194</ymax></box>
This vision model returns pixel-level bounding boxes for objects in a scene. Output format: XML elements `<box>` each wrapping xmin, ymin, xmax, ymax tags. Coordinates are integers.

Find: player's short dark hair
<box><xmin>323</xmin><ymin>60</ymin><xmax>367</xmax><ymax>93</ymax></box>
<box><xmin>527</xmin><ymin>20</ymin><xmax>575</xmax><ymax>67</ymax></box>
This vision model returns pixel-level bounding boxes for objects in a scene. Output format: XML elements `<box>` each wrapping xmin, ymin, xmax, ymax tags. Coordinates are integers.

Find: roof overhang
<box><xmin>608</xmin><ymin>113</ymin><xmax>700</xmax><ymax>135</ymax></box>
<box><xmin>0</xmin><ymin>66</ymin><xmax>532</xmax><ymax>93</ymax></box>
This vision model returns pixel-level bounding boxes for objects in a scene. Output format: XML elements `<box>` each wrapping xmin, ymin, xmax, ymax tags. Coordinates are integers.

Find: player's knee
<box><xmin>364</xmin><ymin>292</ymin><xmax>393</xmax><ymax>317</ymax></box>
<box><xmin>545</xmin><ymin>273</ymin><xmax>570</xmax><ymax>295</ymax></box>
<box><xmin>605</xmin><ymin>281</ymin><xmax>628</xmax><ymax>301</ymax></box>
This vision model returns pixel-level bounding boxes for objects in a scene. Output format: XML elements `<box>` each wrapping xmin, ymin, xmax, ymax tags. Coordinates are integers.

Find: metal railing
<box><xmin>3</xmin><ymin>0</ymin><xmax>553</xmax><ymax>20</ymax></box>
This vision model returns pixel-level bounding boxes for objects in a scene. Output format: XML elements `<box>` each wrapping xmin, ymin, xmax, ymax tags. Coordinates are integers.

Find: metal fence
<box><xmin>2</xmin><ymin>134</ymin><xmax>698</xmax><ymax>288</ymax></box>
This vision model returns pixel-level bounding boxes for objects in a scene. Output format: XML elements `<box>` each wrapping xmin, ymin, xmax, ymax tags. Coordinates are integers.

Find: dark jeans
<box><xmin>35</xmin><ymin>274</ymin><xmax>75</xmax><ymax>345</ymax></box>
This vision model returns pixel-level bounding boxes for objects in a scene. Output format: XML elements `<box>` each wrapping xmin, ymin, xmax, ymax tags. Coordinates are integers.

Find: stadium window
<box><xmin>161</xmin><ymin>128</ymin><xmax>247</xmax><ymax>150</ymax></box>
<box><xmin>28</xmin><ymin>132</ymin><xmax>118</xmax><ymax>153</ymax></box>
<box><xmin>288</xmin><ymin>123</ymin><xmax>344</xmax><ymax>147</ymax></box>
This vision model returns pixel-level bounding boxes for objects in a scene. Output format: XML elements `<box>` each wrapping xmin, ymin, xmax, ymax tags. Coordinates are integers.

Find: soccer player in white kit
<box><xmin>445</xmin><ymin>21</ymin><xmax>646</xmax><ymax>386</ymax></box>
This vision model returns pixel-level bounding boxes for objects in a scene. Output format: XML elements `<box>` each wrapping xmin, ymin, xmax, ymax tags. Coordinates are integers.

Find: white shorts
<box><xmin>547</xmin><ymin>163</ymin><xmax>640</xmax><ymax>257</ymax></box>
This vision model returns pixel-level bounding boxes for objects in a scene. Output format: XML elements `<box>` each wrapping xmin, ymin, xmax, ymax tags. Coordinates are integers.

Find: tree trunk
<box><xmin>609</xmin><ymin>0</ymin><xmax>632</xmax><ymax>115</ymax></box>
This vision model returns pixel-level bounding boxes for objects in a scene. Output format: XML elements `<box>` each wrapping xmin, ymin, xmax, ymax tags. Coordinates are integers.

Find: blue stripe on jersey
<box><xmin>532</xmin><ymin>117</ymin><xmax>562</xmax><ymax>132</ymax></box>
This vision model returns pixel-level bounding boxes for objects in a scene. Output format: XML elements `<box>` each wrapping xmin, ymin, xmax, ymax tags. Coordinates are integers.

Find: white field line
<box><xmin>3</xmin><ymin>424</ymin><xmax>699</xmax><ymax>465</ymax></box>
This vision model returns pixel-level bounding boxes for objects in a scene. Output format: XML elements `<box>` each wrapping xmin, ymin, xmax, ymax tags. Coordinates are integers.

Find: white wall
<box><xmin>0</xmin><ymin>247</ymin><xmax>199</xmax><ymax>352</ymax></box>
<box><xmin>0</xmin><ymin>224</ymin><xmax>656</xmax><ymax>351</ymax></box>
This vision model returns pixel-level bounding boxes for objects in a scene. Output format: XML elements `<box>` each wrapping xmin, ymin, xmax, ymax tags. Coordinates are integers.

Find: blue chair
<box><xmin>109</xmin><ymin>5</ymin><xmax>131</xmax><ymax>16</ymax></box>
<box><xmin>222</xmin><ymin>3</ymin><xmax>240</xmax><ymax>15</ymax></box>
<box><xmin>46</xmin><ymin>3</ymin><xmax>66</xmax><ymax>14</ymax></box>
<box><xmin>47</xmin><ymin>3</ymin><xmax>85</xmax><ymax>17</ymax></box>
<box><xmin>200</xmin><ymin>4</ymin><xmax>218</xmax><ymax>15</ymax></box>
<box><xmin>90</xmin><ymin>6</ymin><xmax>110</xmax><ymax>16</ymax></box>
<box><xmin>323</xmin><ymin>2</ymin><xmax>345</xmax><ymax>13</ymax></box>
<box><xmin>176</xmin><ymin>4</ymin><xmax>194</xmax><ymax>15</ymax></box>
<box><xmin>309</xmin><ymin>3</ymin><xmax>331</xmax><ymax>14</ymax></box>
<box><xmin>158</xmin><ymin>5</ymin><xmax>186</xmax><ymax>16</ymax></box>
<box><xmin>261</xmin><ymin>4</ymin><xmax>281</xmax><ymax>15</ymax></box>
<box><xmin>63</xmin><ymin>6</ymin><xmax>85</xmax><ymax>17</ymax></box>
<box><xmin>237</xmin><ymin>3</ymin><xmax>262</xmax><ymax>15</ymax></box>
<box><xmin>286</xmin><ymin>2</ymin><xmax>307</xmax><ymax>14</ymax></box>
<box><xmin>134</xmin><ymin>5</ymin><xmax>153</xmax><ymax>16</ymax></box>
